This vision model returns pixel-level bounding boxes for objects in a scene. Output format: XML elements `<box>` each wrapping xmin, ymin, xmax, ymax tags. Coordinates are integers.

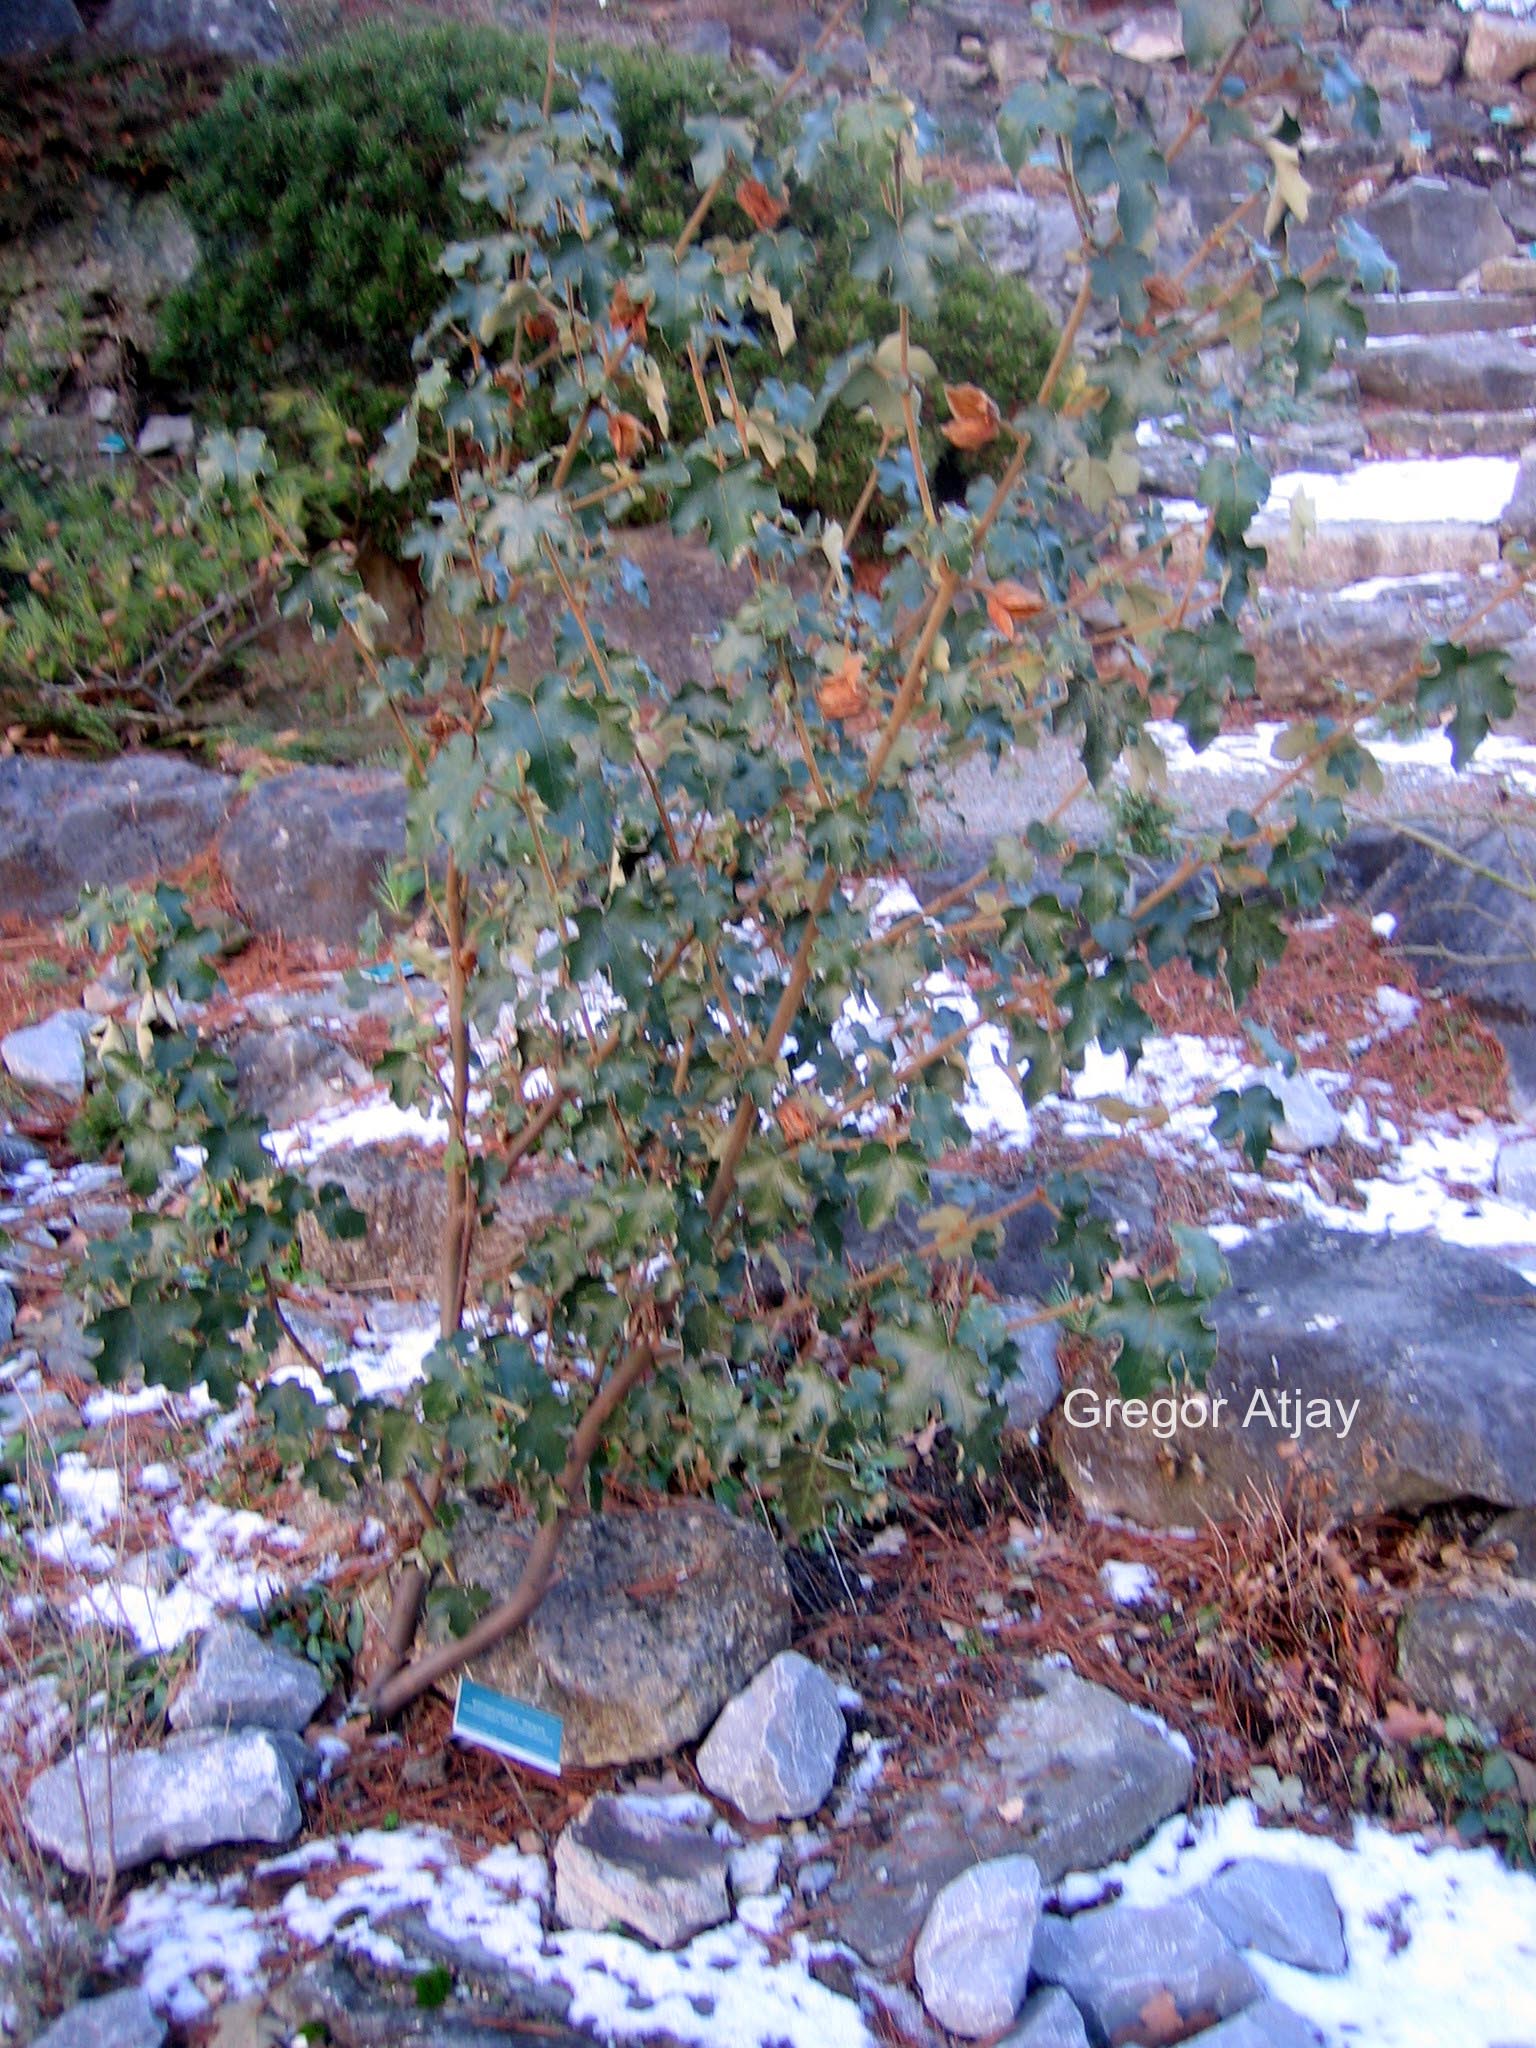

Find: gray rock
<box><xmin>220</xmin><ymin>769</ymin><xmax>405</xmax><ymax>947</ymax></box>
<box><xmin>1001</xmin><ymin>1302</ymin><xmax>1062</xmax><ymax>1431</ymax></box>
<box><xmin>678</xmin><ymin>19</ymin><xmax>732</xmax><ymax>60</ymax></box>
<box><xmin>1355</xmin><ymin>26</ymin><xmax>1456</xmax><ymax>89</ymax></box>
<box><xmin>0</xmin><ymin>1130</ymin><xmax>44</xmax><ymax>1173</ymax></box>
<box><xmin>1338</xmin><ymin>822</ymin><xmax>1536</xmax><ymax>1038</ymax></box>
<box><xmin>0</xmin><ymin>756</ymin><xmax>231</xmax><ymax>921</ymax></box>
<box><xmin>1352</xmin><ymin>335</ymin><xmax>1536</xmax><ymax>414</ymax></box>
<box><xmin>0</xmin><ymin>0</ymin><xmax>82</xmax><ymax>57</ymax></box>
<box><xmin>1031</xmin><ymin>1900</ymin><xmax>1262</xmax><ymax>2044</ymax></box>
<box><xmin>1398</xmin><ymin>1587</ymin><xmax>1536</xmax><ymax>1731</ymax></box>
<box><xmin>24</xmin><ymin>1728</ymin><xmax>302</xmax><ymax>1877</ymax></box>
<box><xmin>914</xmin><ymin>1855</ymin><xmax>1041</xmax><ymax>2039</ymax></box>
<box><xmin>1</xmin><ymin>1013</ymin><xmax>93</xmax><ymax>1100</ymax></box>
<box><xmin>1264</xmin><ymin>1070</ymin><xmax>1341</xmax><ymax>1156</ymax></box>
<box><xmin>31</xmin><ymin>1987</ymin><xmax>165</xmax><ymax>2048</ymax></box>
<box><xmin>1001</xmin><ymin>1989</ymin><xmax>1090</xmax><ymax>2048</ymax></box>
<box><xmin>554</xmin><ymin>1792</ymin><xmax>730</xmax><ymax>1948</ymax></box>
<box><xmin>99</xmin><ymin>0</ymin><xmax>290</xmax><ymax>60</ymax></box>
<box><xmin>0</xmin><ymin>1379</ymin><xmax>81</xmax><ymax>1438</ymax></box>
<box><xmin>0</xmin><ymin>1279</ymin><xmax>13</xmax><ymax>1349</ymax></box>
<box><xmin>696</xmin><ymin>1651</ymin><xmax>844</xmax><ymax>1822</ymax></box>
<box><xmin>169</xmin><ymin>1618</ymin><xmax>327</xmax><ymax>1736</ymax></box>
<box><xmin>1195</xmin><ymin>1858</ymin><xmax>1347</xmax><ymax>1974</ymax></box>
<box><xmin>136</xmin><ymin>414</ymin><xmax>196</xmax><ymax>458</ymax></box>
<box><xmin>1502</xmin><ymin>453</ymin><xmax>1536</xmax><ymax>549</ymax></box>
<box><xmin>826</xmin><ymin>1661</ymin><xmax>1191</xmax><ymax>1968</ymax></box>
<box><xmin>439</xmin><ymin>1502</ymin><xmax>792</xmax><ymax>1767</ymax></box>
<box><xmin>1478</xmin><ymin>1507</ymin><xmax>1536</xmax><ymax>1579</ymax></box>
<box><xmin>1351</xmin><ymin>179</ymin><xmax>1516</xmax><ymax>293</ymax></box>
<box><xmin>1054</xmin><ymin>1225</ymin><xmax>1536</xmax><ymax>1527</ymax></box>
<box><xmin>230</xmin><ymin>1024</ymin><xmax>369</xmax><ymax>1127</ymax></box>
<box><xmin>1495</xmin><ymin>1136</ymin><xmax>1536</xmax><ymax>1208</ymax></box>
<box><xmin>1188</xmin><ymin>2000</ymin><xmax>1323</xmax><ymax>2047</ymax></box>
<box><xmin>1465</xmin><ymin>7</ymin><xmax>1536</xmax><ymax>84</ymax></box>
<box><xmin>727</xmin><ymin>1836</ymin><xmax>782</xmax><ymax>1897</ymax></box>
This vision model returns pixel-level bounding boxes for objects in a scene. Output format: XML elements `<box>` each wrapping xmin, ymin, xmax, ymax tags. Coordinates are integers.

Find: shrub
<box><xmin>77</xmin><ymin>7</ymin><xmax>1488</xmax><ymax>1735</ymax></box>
<box><xmin>150</xmin><ymin>20</ymin><xmax>1055</xmax><ymax>531</ymax></box>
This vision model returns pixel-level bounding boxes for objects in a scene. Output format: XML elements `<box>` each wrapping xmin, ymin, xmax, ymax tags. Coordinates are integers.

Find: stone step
<box><xmin>1365</xmin><ymin>406</ymin><xmax>1536</xmax><ymax>456</ymax></box>
<box><xmin>1349</xmin><ymin>334</ymin><xmax>1536</xmax><ymax>413</ymax></box>
<box><xmin>1362</xmin><ymin>293</ymin><xmax>1536</xmax><ymax>339</ymax></box>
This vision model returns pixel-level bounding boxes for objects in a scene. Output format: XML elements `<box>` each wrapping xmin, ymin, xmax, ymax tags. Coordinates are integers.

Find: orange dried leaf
<box><xmin>942</xmin><ymin>383</ymin><xmax>1000</xmax><ymax>451</ymax></box>
<box><xmin>776</xmin><ymin>1097</ymin><xmax>819</xmax><ymax>1144</ymax></box>
<box><xmin>736</xmin><ymin>176</ymin><xmax>789</xmax><ymax>232</ymax></box>
<box><xmin>817</xmin><ymin>649</ymin><xmax>870</xmax><ymax>722</ymax></box>
<box><xmin>984</xmin><ymin>578</ymin><xmax>1046</xmax><ymax>639</ymax></box>
<box><xmin>1143</xmin><ymin>272</ymin><xmax>1188</xmax><ymax>314</ymax></box>
<box><xmin>609</xmin><ymin>283</ymin><xmax>648</xmax><ymax>341</ymax></box>
<box><xmin>608</xmin><ymin>409</ymin><xmax>646</xmax><ymax>462</ymax></box>
<box><xmin>1377</xmin><ymin>1701</ymin><xmax>1445</xmax><ymax>1744</ymax></box>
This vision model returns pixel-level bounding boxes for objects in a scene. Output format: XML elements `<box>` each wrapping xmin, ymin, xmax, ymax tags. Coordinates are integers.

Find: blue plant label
<box><xmin>452</xmin><ymin>1678</ymin><xmax>563</xmax><ymax>1776</ymax></box>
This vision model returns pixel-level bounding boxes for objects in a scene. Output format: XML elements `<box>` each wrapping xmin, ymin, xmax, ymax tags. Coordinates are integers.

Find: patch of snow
<box><xmin>1334</xmin><ymin>572</ymin><xmax>1463</xmax><ymax>604</ymax></box>
<box><xmin>71</xmin><ymin>1498</ymin><xmax>306</xmax><ymax>1654</ymax></box>
<box><xmin>1266</xmin><ymin>458</ymin><xmax>1519</xmax><ymax>529</ymax></box>
<box><xmin>1099</xmin><ymin>1559</ymin><xmax>1158</xmax><ymax>1606</ymax></box>
<box><xmin>266</xmin><ymin>1092</ymin><xmax>449</xmax><ymax>1167</ymax></box>
<box><xmin>53</xmin><ymin>1455</ymin><xmax>121</xmax><ymax>1530</ymax></box>
<box><xmin>119</xmin><ymin>1826</ymin><xmax>874</xmax><ymax>2045</ymax></box>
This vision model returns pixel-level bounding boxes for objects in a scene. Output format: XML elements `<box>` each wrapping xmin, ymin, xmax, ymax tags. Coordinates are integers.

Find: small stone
<box><xmin>31</xmin><ymin>1987</ymin><xmax>165</xmax><ymax>2048</ymax></box>
<box><xmin>914</xmin><ymin>1855</ymin><xmax>1042</xmax><ymax>2039</ymax></box>
<box><xmin>1108</xmin><ymin>9</ymin><xmax>1183</xmax><ymax>64</ymax></box>
<box><xmin>1478</xmin><ymin>1507</ymin><xmax>1536</xmax><ymax>1579</ymax></box>
<box><xmin>554</xmin><ymin>1792</ymin><xmax>731</xmax><ymax>1948</ymax></box>
<box><xmin>1</xmin><ymin>1012</ymin><xmax>93</xmax><ymax>1100</ymax></box>
<box><xmin>0</xmin><ymin>1280</ymin><xmax>14</xmax><ymax>1349</ymax></box>
<box><xmin>1263</xmin><ymin>1069</ymin><xmax>1342</xmax><ymax>1155</ymax></box>
<box><xmin>1195</xmin><ymin>1858</ymin><xmax>1347</xmax><ymax>1974</ymax></box>
<box><xmin>0</xmin><ymin>1130</ymin><xmax>45</xmax><ymax>1173</ymax></box>
<box><xmin>696</xmin><ymin>1651</ymin><xmax>845</xmax><ymax>1822</ymax></box>
<box><xmin>1398</xmin><ymin>1587</ymin><xmax>1536</xmax><ymax>1730</ymax></box>
<box><xmin>727</xmin><ymin>1836</ymin><xmax>782</xmax><ymax>1897</ymax></box>
<box><xmin>1031</xmin><ymin>1899</ymin><xmax>1262</xmax><ymax>2044</ymax></box>
<box><xmin>797</xmin><ymin>1856</ymin><xmax>836</xmax><ymax>1900</ymax></box>
<box><xmin>87</xmin><ymin>387</ymin><xmax>118</xmax><ymax>424</ymax></box>
<box><xmin>24</xmin><ymin>1728</ymin><xmax>302</xmax><ymax>1877</ymax></box>
<box><xmin>1001</xmin><ymin>1988</ymin><xmax>1090</xmax><ymax>2048</ymax></box>
<box><xmin>169</xmin><ymin>1618</ymin><xmax>328</xmax><ymax>1735</ymax></box>
<box><xmin>136</xmin><ymin>413</ymin><xmax>196</xmax><ymax>458</ymax></box>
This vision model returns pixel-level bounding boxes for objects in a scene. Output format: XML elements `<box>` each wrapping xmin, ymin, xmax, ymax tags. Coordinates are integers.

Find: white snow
<box><xmin>1263</xmin><ymin>457</ymin><xmax>1519</xmax><ymax>530</ymax></box>
<box><xmin>1144</xmin><ymin>716</ymin><xmax>1536</xmax><ymax>795</ymax></box>
<box><xmin>115</xmin><ymin>1825</ymin><xmax>875</xmax><ymax>2046</ymax></box>
<box><xmin>1099</xmin><ymin>1559</ymin><xmax>1159</xmax><ymax>1606</ymax></box>
<box><xmin>1058</xmin><ymin>1798</ymin><xmax>1536</xmax><ymax>2048</ymax></box>
<box><xmin>70</xmin><ymin>1498</ymin><xmax>306</xmax><ymax>1654</ymax></box>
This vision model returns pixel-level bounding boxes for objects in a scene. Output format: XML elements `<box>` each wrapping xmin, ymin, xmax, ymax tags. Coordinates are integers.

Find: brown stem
<box><xmin>363</xmin><ymin>1339</ymin><xmax>659</xmax><ymax>1718</ymax></box>
<box><xmin>542</xmin><ymin>0</ymin><xmax>560</xmax><ymax>119</ymax></box>
<box><xmin>440</xmin><ymin>857</ymin><xmax>475</xmax><ymax>1340</ymax></box>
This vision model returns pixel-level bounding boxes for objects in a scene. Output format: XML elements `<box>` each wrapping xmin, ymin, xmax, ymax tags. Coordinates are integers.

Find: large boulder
<box><xmin>98</xmin><ymin>0</ymin><xmax>290</xmax><ymax>61</ymax></box>
<box><xmin>31</xmin><ymin>1989</ymin><xmax>165</xmax><ymax>2048</ymax></box>
<box><xmin>437</xmin><ymin>1502</ymin><xmax>793</xmax><ymax>1767</ymax></box>
<box><xmin>0</xmin><ymin>756</ymin><xmax>232</xmax><ymax>922</ymax></box>
<box><xmin>168</xmin><ymin>1618</ymin><xmax>327</xmax><ymax>1736</ymax></box>
<box><xmin>1350</xmin><ymin>178</ymin><xmax>1515</xmax><ymax>293</ymax></box>
<box><xmin>824</xmin><ymin>1660</ymin><xmax>1191</xmax><ymax>1968</ymax></box>
<box><xmin>1194</xmin><ymin>1858</ymin><xmax>1347</xmax><ymax>1974</ymax></box>
<box><xmin>0</xmin><ymin>0</ymin><xmax>82</xmax><ymax>57</ymax></box>
<box><xmin>1464</xmin><ymin>7</ymin><xmax>1536</xmax><ymax>85</ymax></box>
<box><xmin>219</xmin><ymin>769</ymin><xmax>405</xmax><ymax>947</ymax></box>
<box><xmin>1337</xmin><ymin>822</ymin><xmax>1536</xmax><ymax>1022</ymax></box>
<box><xmin>24</xmin><ymin>1728</ymin><xmax>302</xmax><ymax>1877</ymax></box>
<box><xmin>1398</xmin><ymin>1587</ymin><xmax>1536</xmax><ymax>1731</ymax></box>
<box><xmin>1</xmin><ymin>1012</ymin><xmax>92</xmax><ymax>1100</ymax></box>
<box><xmin>1054</xmin><ymin>1225</ymin><xmax>1536</xmax><ymax>1527</ymax></box>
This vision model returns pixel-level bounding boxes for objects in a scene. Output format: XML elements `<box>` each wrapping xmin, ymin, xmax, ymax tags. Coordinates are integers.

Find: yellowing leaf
<box><xmin>942</xmin><ymin>382</ymin><xmax>1000</xmax><ymax>450</ymax></box>
<box><xmin>1262</xmin><ymin>134</ymin><xmax>1311</xmax><ymax>240</ymax></box>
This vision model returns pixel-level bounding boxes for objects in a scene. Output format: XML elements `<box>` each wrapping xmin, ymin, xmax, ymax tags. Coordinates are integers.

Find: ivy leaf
<box><xmin>1261</xmin><ymin>278</ymin><xmax>1365</xmax><ymax>393</ymax></box>
<box><xmin>1336</xmin><ymin>216</ymin><xmax>1398</xmax><ymax>294</ymax></box>
<box><xmin>997</xmin><ymin>76</ymin><xmax>1079</xmax><ymax>172</ymax></box>
<box><xmin>370</xmin><ymin>408</ymin><xmax>419</xmax><ymax>493</ymax></box>
<box><xmin>847</xmin><ymin>1143</ymin><xmax>929</xmax><ymax>1231</ymax></box>
<box><xmin>1417</xmin><ymin>641</ymin><xmax>1516</xmax><ymax>768</ymax></box>
<box><xmin>851</xmin><ymin>212</ymin><xmax>962</xmax><ymax>321</ymax></box>
<box><xmin>684</xmin><ymin>115</ymin><xmax>757</xmax><ymax>191</ymax></box>
<box><xmin>874</xmin><ymin>1304</ymin><xmax>993</xmax><ymax>1440</ymax></box>
<box><xmin>1197</xmin><ymin>449</ymin><xmax>1270</xmax><ymax>542</ymax></box>
<box><xmin>860</xmin><ymin>0</ymin><xmax>908</xmax><ymax>49</ymax></box>
<box><xmin>673</xmin><ymin>460</ymin><xmax>778</xmax><ymax>565</ymax></box>
<box><xmin>1092</xmin><ymin>1275</ymin><xmax>1218</xmax><ymax>1398</ymax></box>
<box><xmin>1211</xmin><ymin>1083</ymin><xmax>1284</xmax><ymax>1170</ymax></box>
<box><xmin>1178</xmin><ymin>0</ymin><xmax>1246</xmax><ymax>67</ymax></box>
